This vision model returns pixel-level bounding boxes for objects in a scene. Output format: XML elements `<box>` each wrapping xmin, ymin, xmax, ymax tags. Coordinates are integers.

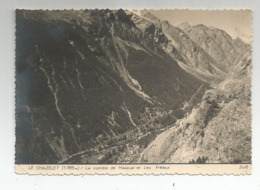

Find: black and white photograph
<box><xmin>15</xmin><ymin>9</ymin><xmax>252</xmax><ymax>166</ymax></box>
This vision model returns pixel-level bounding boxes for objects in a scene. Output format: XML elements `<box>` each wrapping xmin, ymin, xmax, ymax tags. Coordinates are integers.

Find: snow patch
<box><xmin>69</xmin><ymin>40</ymin><xmax>75</xmax><ymax>47</ymax></box>
<box><xmin>111</xmin><ymin>34</ymin><xmax>153</xmax><ymax>103</ymax></box>
<box><xmin>107</xmin><ymin>111</ymin><xmax>120</xmax><ymax>128</ymax></box>
<box><xmin>75</xmin><ymin>61</ymin><xmax>86</xmax><ymax>101</ymax></box>
<box><xmin>121</xmin><ymin>102</ymin><xmax>141</xmax><ymax>132</ymax></box>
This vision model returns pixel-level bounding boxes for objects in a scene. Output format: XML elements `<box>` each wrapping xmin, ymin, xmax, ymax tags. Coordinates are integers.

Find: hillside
<box><xmin>15</xmin><ymin>9</ymin><xmax>250</xmax><ymax>164</ymax></box>
<box><xmin>139</xmin><ymin>50</ymin><xmax>251</xmax><ymax>163</ymax></box>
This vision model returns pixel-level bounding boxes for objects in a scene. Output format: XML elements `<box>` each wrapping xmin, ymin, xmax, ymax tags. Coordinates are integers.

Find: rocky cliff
<box><xmin>139</xmin><ymin>50</ymin><xmax>251</xmax><ymax>163</ymax></box>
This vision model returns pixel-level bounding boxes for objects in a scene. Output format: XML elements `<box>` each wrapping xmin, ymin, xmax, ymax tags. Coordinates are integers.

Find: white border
<box><xmin>0</xmin><ymin>0</ymin><xmax>260</xmax><ymax>189</ymax></box>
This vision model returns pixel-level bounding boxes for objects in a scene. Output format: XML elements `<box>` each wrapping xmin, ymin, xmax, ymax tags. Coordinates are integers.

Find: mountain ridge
<box><xmin>131</xmin><ymin>10</ymin><xmax>248</xmax><ymax>84</ymax></box>
<box><xmin>15</xmin><ymin>9</ymin><xmax>251</xmax><ymax>164</ymax></box>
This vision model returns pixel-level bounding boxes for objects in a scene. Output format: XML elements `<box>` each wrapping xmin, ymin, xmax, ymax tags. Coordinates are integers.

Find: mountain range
<box><xmin>15</xmin><ymin>9</ymin><xmax>251</xmax><ymax>164</ymax></box>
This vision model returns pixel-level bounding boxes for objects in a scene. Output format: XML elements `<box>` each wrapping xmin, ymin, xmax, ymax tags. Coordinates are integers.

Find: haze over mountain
<box><xmin>15</xmin><ymin>9</ymin><xmax>251</xmax><ymax>164</ymax></box>
<box><xmin>149</xmin><ymin>9</ymin><xmax>252</xmax><ymax>44</ymax></box>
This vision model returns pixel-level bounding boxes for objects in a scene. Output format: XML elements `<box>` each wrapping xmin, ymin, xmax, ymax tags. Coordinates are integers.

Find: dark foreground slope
<box><xmin>16</xmin><ymin>10</ymin><xmax>207</xmax><ymax>164</ymax></box>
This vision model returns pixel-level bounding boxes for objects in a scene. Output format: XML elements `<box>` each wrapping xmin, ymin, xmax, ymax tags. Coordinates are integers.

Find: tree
<box><xmin>196</xmin><ymin>156</ymin><xmax>202</xmax><ymax>164</ymax></box>
<box><xmin>201</xmin><ymin>156</ymin><xmax>208</xmax><ymax>163</ymax></box>
<box><xmin>189</xmin><ymin>159</ymin><xmax>195</xmax><ymax>164</ymax></box>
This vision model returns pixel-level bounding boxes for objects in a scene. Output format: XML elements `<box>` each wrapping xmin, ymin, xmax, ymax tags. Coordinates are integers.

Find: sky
<box><xmin>149</xmin><ymin>10</ymin><xmax>252</xmax><ymax>43</ymax></box>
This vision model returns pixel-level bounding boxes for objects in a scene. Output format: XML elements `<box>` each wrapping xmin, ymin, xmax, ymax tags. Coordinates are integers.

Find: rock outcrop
<box><xmin>139</xmin><ymin>50</ymin><xmax>251</xmax><ymax>163</ymax></box>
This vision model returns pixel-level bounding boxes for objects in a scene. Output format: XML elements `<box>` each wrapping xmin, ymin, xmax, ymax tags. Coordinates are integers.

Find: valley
<box><xmin>15</xmin><ymin>9</ymin><xmax>251</xmax><ymax>164</ymax></box>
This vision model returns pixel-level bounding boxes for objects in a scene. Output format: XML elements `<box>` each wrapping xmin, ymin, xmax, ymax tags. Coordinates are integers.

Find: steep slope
<box><xmin>16</xmin><ymin>9</ymin><xmax>207</xmax><ymax>164</ymax></box>
<box><xmin>161</xmin><ymin>21</ymin><xmax>227</xmax><ymax>83</ymax></box>
<box><xmin>139</xmin><ymin>50</ymin><xmax>251</xmax><ymax>163</ymax></box>
<box><xmin>131</xmin><ymin>11</ymin><xmax>234</xmax><ymax>83</ymax></box>
<box><xmin>179</xmin><ymin>22</ymin><xmax>249</xmax><ymax>73</ymax></box>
